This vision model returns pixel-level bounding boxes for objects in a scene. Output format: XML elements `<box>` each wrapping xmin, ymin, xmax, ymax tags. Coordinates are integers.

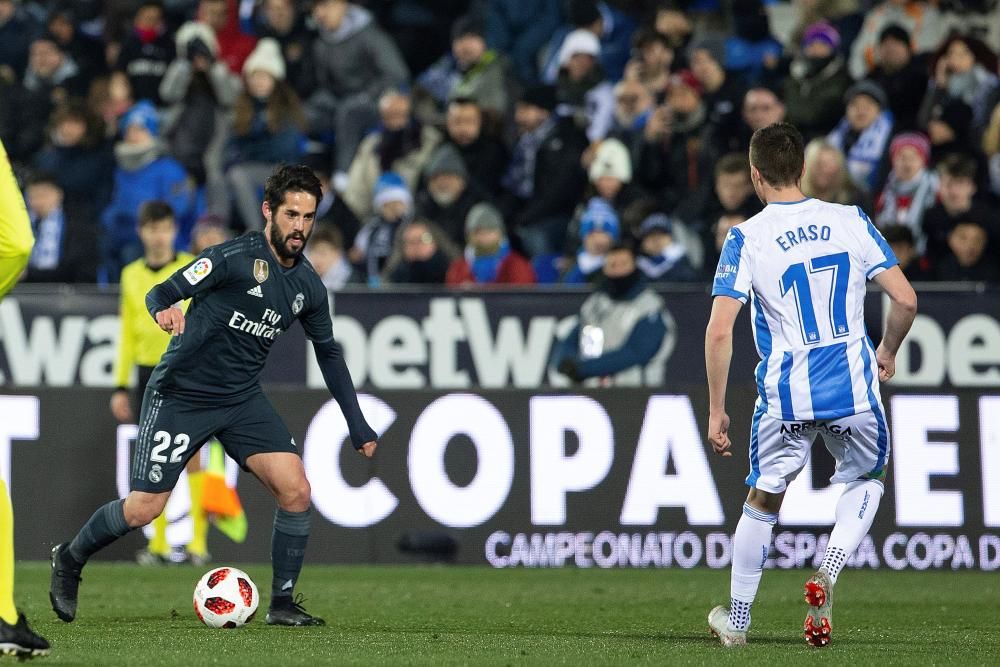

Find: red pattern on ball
<box><xmin>238</xmin><ymin>578</ymin><xmax>254</xmax><ymax>607</ymax></box>
<box><xmin>207</xmin><ymin>568</ymin><xmax>230</xmax><ymax>589</ymax></box>
<box><xmin>204</xmin><ymin>597</ymin><xmax>236</xmax><ymax>614</ymax></box>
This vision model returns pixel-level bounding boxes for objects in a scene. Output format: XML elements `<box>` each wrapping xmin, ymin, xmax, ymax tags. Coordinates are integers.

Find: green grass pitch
<box><xmin>12</xmin><ymin>564</ymin><xmax>998</xmax><ymax>665</ymax></box>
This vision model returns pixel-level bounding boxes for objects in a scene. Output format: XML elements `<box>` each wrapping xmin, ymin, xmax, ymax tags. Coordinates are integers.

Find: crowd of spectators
<box><xmin>3</xmin><ymin>0</ymin><xmax>999</xmax><ymax>288</ymax></box>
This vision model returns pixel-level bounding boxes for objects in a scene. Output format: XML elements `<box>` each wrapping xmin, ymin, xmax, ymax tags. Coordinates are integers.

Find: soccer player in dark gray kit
<box><xmin>50</xmin><ymin>165</ymin><xmax>378</xmax><ymax>626</ymax></box>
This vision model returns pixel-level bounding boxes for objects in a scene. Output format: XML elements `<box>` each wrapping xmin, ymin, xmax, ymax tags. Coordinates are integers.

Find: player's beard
<box><xmin>270</xmin><ymin>224</ymin><xmax>309</xmax><ymax>262</ymax></box>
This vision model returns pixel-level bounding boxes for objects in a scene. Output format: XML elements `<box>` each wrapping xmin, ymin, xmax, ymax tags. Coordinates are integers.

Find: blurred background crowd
<box><xmin>2</xmin><ymin>0</ymin><xmax>999</xmax><ymax>289</ymax></box>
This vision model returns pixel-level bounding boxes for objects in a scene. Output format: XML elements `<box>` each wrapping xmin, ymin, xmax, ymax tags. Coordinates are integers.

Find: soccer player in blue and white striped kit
<box><xmin>704</xmin><ymin>123</ymin><xmax>917</xmax><ymax>648</ymax></box>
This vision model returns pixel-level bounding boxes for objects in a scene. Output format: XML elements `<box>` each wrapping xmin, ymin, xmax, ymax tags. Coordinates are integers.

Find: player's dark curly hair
<box><xmin>264</xmin><ymin>164</ymin><xmax>323</xmax><ymax>214</ymax></box>
<box><xmin>749</xmin><ymin>122</ymin><xmax>804</xmax><ymax>188</ymax></box>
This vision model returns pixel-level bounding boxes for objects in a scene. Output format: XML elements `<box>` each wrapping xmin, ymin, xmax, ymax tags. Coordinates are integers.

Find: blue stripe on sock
<box><xmin>742</xmin><ymin>502</ymin><xmax>778</xmax><ymax>525</ymax></box>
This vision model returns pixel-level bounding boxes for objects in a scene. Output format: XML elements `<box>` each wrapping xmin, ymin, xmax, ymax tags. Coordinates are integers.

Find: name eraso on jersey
<box><xmin>228</xmin><ymin>308</ymin><xmax>283</xmax><ymax>340</ymax></box>
<box><xmin>775</xmin><ymin>224</ymin><xmax>832</xmax><ymax>252</ymax></box>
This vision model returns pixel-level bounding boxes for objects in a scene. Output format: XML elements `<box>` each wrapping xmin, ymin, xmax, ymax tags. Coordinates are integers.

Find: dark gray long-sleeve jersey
<box><xmin>145</xmin><ymin>231</ymin><xmax>376</xmax><ymax>448</ymax></box>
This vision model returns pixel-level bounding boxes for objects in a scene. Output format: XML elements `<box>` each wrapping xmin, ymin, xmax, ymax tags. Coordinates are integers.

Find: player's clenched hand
<box><xmin>156</xmin><ymin>306</ymin><xmax>185</xmax><ymax>335</ymax></box>
<box><xmin>110</xmin><ymin>389</ymin><xmax>133</xmax><ymax>423</ymax></box>
<box><xmin>875</xmin><ymin>344</ymin><xmax>895</xmax><ymax>382</ymax></box>
<box><xmin>357</xmin><ymin>441</ymin><xmax>377</xmax><ymax>458</ymax></box>
<box><xmin>707</xmin><ymin>411</ymin><xmax>732</xmax><ymax>457</ymax></box>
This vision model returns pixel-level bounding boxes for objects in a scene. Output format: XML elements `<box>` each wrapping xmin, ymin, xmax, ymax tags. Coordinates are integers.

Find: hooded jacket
<box><xmin>310</xmin><ymin>5</ymin><xmax>408</xmax><ymax>102</ymax></box>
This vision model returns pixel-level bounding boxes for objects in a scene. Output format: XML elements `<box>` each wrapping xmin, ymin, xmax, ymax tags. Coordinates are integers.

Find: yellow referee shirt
<box><xmin>114</xmin><ymin>252</ymin><xmax>194</xmax><ymax>388</ymax></box>
<box><xmin>0</xmin><ymin>139</ymin><xmax>33</xmax><ymax>299</ymax></box>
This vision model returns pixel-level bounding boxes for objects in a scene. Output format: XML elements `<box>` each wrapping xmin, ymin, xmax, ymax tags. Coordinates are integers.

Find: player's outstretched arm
<box><xmin>312</xmin><ymin>338</ymin><xmax>378</xmax><ymax>458</ymax></box>
<box><xmin>872</xmin><ymin>266</ymin><xmax>917</xmax><ymax>382</ymax></box>
<box><xmin>705</xmin><ymin>296</ymin><xmax>742</xmax><ymax>457</ymax></box>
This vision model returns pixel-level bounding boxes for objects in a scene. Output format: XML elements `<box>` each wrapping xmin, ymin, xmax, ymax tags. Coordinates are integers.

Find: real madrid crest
<box><xmin>254</xmin><ymin>259</ymin><xmax>269</xmax><ymax>284</ymax></box>
<box><xmin>292</xmin><ymin>292</ymin><xmax>304</xmax><ymax>315</ymax></box>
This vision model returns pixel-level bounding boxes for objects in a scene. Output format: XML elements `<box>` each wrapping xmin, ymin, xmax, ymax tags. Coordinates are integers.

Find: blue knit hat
<box><xmin>579</xmin><ymin>198</ymin><xmax>620</xmax><ymax>240</ymax></box>
<box><xmin>120</xmin><ymin>100</ymin><xmax>160</xmax><ymax>137</ymax></box>
<box><xmin>372</xmin><ymin>171</ymin><xmax>413</xmax><ymax>211</ymax></box>
<box><xmin>638</xmin><ymin>212</ymin><xmax>674</xmax><ymax>238</ymax></box>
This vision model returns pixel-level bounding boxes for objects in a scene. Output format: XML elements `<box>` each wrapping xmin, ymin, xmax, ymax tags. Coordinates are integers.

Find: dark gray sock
<box><xmin>67</xmin><ymin>499</ymin><xmax>132</xmax><ymax>564</ymax></box>
<box><xmin>271</xmin><ymin>507</ymin><xmax>311</xmax><ymax>605</ymax></box>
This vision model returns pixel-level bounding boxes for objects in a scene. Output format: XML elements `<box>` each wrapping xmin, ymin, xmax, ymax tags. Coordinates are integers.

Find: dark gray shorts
<box><xmin>131</xmin><ymin>388</ymin><xmax>297</xmax><ymax>493</ymax></box>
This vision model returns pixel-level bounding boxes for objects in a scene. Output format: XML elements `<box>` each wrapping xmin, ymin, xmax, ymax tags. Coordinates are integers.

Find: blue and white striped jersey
<box><xmin>712</xmin><ymin>198</ymin><xmax>898</xmax><ymax>421</ymax></box>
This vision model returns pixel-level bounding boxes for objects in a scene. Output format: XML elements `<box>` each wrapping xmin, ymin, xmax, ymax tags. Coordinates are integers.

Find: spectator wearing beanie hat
<box><xmin>870</xmin><ymin>24</ymin><xmax>928</xmax><ymax>133</ymax></box>
<box><xmin>415</xmin><ymin>143</ymin><xmax>488</xmax><ymax>248</ymax></box>
<box><xmin>416</xmin><ymin>15</ymin><xmax>511</xmax><ymax>118</ymax></box>
<box><xmin>635</xmin><ymin>212</ymin><xmax>697</xmax><ymax>283</ymax></box>
<box><xmin>541</xmin><ymin>0</ymin><xmax>637</xmax><ymax>85</ymax></box>
<box><xmin>226</xmin><ymin>37</ymin><xmax>306</xmax><ymax>230</ymax></box>
<box><xmin>849</xmin><ymin>0</ymin><xmax>943</xmax><ymax>79</ymax></box>
<box><xmin>784</xmin><ymin>22</ymin><xmax>852</xmax><ymax>140</ymax></box>
<box><xmin>350</xmin><ymin>172</ymin><xmax>413</xmax><ymax>286</ymax></box>
<box><xmin>446</xmin><ymin>203</ymin><xmax>536</xmax><ymax>285</ymax></box>
<box><xmin>555</xmin><ymin>28</ymin><xmax>615</xmax><ymax>142</ymax></box>
<box><xmin>160</xmin><ymin>21</ymin><xmax>241</xmax><ymax>221</ymax></box>
<box><xmin>927</xmin><ymin>99</ymin><xmax>983</xmax><ymax>168</ymax></box>
<box><xmin>578</xmin><ymin>137</ymin><xmax>650</xmax><ymax>234</ymax></box>
<box><xmin>563</xmin><ymin>198</ymin><xmax>619</xmax><ymax>284</ymax></box>
<box><xmin>589</xmin><ymin>138</ymin><xmax>631</xmax><ymax>191</ymax></box>
<box><xmin>876</xmin><ymin>132</ymin><xmax>937</xmax><ymax>252</ymax></box>
<box><xmin>828</xmin><ymin>80</ymin><xmax>894</xmax><ymax>193</ymax></box>
<box><xmin>100</xmin><ymin>101</ymin><xmax>195</xmax><ymax>283</ymax></box>
<box><xmin>252</xmin><ymin>0</ymin><xmax>315</xmax><ymax>99</ymax></box>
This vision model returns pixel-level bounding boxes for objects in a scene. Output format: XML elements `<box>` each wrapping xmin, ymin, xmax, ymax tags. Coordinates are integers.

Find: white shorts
<box><xmin>746</xmin><ymin>404</ymin><xmax>890</xmax><ymax>493</ymax></box>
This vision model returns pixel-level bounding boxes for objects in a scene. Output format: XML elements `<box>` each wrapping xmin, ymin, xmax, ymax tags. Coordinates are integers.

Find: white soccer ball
<box><xmin>193</xmin><ymin>567</ymin><xmax>259</xmax><ymax>628</ymax></box>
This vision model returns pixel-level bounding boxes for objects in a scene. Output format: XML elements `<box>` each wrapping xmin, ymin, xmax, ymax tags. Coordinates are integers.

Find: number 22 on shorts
<box><xmin>150</xmin><ymin>430</ymin><xmax>190</xmax><ymax>463</ymax></box>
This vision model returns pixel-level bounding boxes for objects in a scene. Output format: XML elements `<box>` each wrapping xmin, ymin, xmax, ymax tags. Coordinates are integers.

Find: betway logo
<box><xmin>308</xmin><ymin>298</ymin><xmax>580</xmax><ymax>390</ymax></box>
<box><xmin>886</xmin><ymin>294</ymin><xmax>1000</xmax><ymax>387</ymax></box>
<box><xmin>228</xmin><ymin>309</ymin><xmax>282</xmax><ymax>340</ymax></box>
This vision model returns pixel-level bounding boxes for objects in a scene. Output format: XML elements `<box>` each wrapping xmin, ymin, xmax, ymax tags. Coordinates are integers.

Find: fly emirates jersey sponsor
<box><xmin>148</xmin><ymin>232</ymin><xmax>331</xmax><ymax>401</ymax></box>
<box><xmin>712</xmin><ymin>198</ymin><xmax>898</xmax><ymax>421</ymax></box>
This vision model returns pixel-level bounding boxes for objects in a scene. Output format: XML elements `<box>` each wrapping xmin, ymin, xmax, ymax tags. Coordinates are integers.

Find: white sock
<box><xmin>728</xmin><ymin>502</ymin><xmax>777</xmax><ymax>631</ymax></box>
<box><xmin>821</xmin><ymin>479</ymin><xmax>884</xmax><ymax>585</ymax></box>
